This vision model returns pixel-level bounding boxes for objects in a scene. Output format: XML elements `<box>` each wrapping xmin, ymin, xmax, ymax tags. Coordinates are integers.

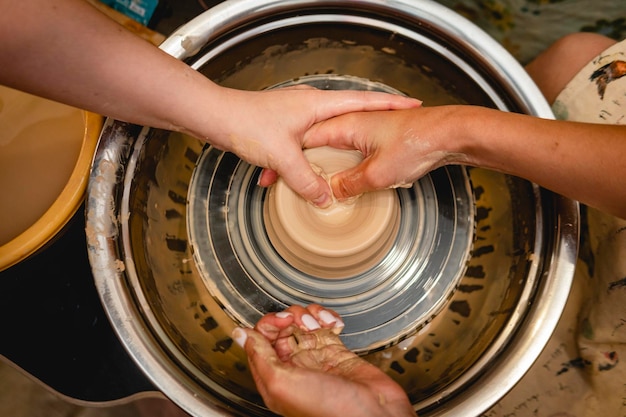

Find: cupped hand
<box><xmin>232</xmin><ymin>304</ymin><xmax>417</xmax><ymax>417</ymax></box>
<box><xmin>295</xmin><ymin>106</ymin><xmax>466</xmax><ymax>200</ymax></box>
<box><xmin>197</xmin><ymin>87</ymin><xmax>420</xmax><ymax>207</ymax></box>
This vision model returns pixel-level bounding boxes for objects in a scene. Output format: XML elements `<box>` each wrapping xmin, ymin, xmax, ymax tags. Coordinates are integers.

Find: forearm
<box><xmin>0</xmin><ymin>0</ymin><xmax>221</xmax><ymax>133</ymax></box>
<box><xmin>456</xmin><ymin>106</ymin><xmax>626</xmax><ymax>218</ymax></box>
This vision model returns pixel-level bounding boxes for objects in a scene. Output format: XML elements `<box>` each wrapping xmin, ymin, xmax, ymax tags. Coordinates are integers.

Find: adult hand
<box><xmin>232</xmin><ymin>304</ymin><xmax>417</xmax><ymax>417</ymax></box>
<box><xmin>0</xmin><ymin>0</ymin><xmax>420</xmax><ymax>209</ymax></box>
<box><xmin>301</xmin><ymin>103</ymin><xmax>626</xmax><ymax>219</ymax></box>
<box><xmin>300</xmin><ymin>107</ymin><xmax>463</xmax><ymax>200</ymax></box>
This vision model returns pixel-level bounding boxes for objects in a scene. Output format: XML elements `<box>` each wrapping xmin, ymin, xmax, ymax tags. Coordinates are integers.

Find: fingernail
<box><xmin>318</xmin><ymin>310</ymin><xmax>337</xmax><ymax>325</ymax></box>
<box><xmin>232</xmin><ymin>327</ymin><xmax>248</xmax><ymax>348</ymax></box>
<box><xmin>319</xmin><ymin>310</ymin><xmax>345</xmax><ymax>332</ymax></box>
<box><xmin>333</xmin><ymin>318</ymin><xmax>345</xmax><ymax>329</ymax></box>
<box><xmin>312</xmin><ymin>193</ymin><xmax>331</xmax><ymax>208</ymax></box>
<box><xmin>301</xmin><ymin>314</ymin><xmax>321</xmax><ymax>331</ymax></box>
<box><xmin>276</xmin><ymin>311</ymin><xmax>293</xmax><ymax>319</ymax></box>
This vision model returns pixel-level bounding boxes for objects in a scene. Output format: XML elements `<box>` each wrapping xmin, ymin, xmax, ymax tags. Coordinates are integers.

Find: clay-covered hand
<box><xmin>201</xmin><ymin>87</ymin><xmax>421</xmax><ymax>208</ymax></box>
<box><xmin>299</xmin><ymin>107</ymin><xmax>464</xmax><ymax>200</ymax></box>
<box><xmin>232</xmin><ymin>304</ymin><xmax>417</xmax><ymax>417</ymax></box>
<box><xmin>300</xmin><ymin>103</ymin><xmax>626</xmax><ymax>219</ymax></box>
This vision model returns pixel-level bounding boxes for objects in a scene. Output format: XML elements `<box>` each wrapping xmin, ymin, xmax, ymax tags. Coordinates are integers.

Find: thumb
<box><xmin>233</xmin><ymin>327</ymin><xmax>276</xmax><ymax>360</ymax></box>
<box><xmin>330</xmin><ymin>162</ymin><xmax>375</xmax><ymax>200</ymax></box>
<box><xmin>233</xmin><ymin>328</ymin><xmax>286</xmax><ymax>408</ymax></box>
<box><xmin>277</xmin><ymin>154</ymin><xmax>333</xmax><ymax>208</ymax></box>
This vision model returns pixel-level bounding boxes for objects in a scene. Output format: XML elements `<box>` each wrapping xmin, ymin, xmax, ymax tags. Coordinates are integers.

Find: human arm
<box><xmin>232</xmin><ymin>304</ymin><xmax>417</xmax><ymax>417</ymax></box>
<box><xmin>0</xmin><ymin>0</ymin><xmax>420</xmax><ymax>207</ymax></box>
<box><xmin>302</xmin><ymin>105</ymin><xmax>626</xmax><ymax>219</ymax></box>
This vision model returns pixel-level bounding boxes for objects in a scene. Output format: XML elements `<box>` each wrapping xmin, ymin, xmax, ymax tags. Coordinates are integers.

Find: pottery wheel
<box><xmin>187</xmin><ymin>75</ymin><xmax>475</xmax><ymax>352</ymax></box>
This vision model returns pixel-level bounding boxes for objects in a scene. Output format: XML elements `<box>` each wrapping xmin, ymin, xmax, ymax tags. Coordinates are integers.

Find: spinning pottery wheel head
<box><xmin>188</xmin><ymin>74</ymin><xmax>475</xmax><ymax>353</ymax></box>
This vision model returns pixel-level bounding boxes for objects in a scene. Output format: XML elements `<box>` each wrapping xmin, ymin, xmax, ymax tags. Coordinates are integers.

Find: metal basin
<box><xmin>86</xmin><ymin>1</ymin><xmax>578</xmax><ymax>416</ymax></box>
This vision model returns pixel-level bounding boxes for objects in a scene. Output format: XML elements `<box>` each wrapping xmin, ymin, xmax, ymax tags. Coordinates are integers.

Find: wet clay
<box><xmin>0</xmin><ymin>86</ymin><xmax>84</xmax><ymax>245</ymax></box>
<box><xmin>264</xmin><ymin>146</ymin><xmax>400</xmax><ymax>278</ymax></box>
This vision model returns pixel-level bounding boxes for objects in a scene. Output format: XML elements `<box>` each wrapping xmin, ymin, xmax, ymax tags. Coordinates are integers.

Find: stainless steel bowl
<box><xmin>86</xmin><ymin>1</ymin><xmax>578</xmax><ymax>416</ymax></box>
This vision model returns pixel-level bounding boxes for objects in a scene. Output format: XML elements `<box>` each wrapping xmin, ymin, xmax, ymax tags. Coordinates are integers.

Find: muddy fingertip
<box><xmin>232</xmin><ymin>327</ymin><xmax>248</xmax><ymax>348</ymax></box>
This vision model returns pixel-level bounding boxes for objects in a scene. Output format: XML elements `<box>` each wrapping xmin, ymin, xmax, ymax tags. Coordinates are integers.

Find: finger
<box><xmin>310</xmin><ymin>90</ymin><xmax>421</xmax><ymax>122</ymax></box>
<box><xmin>283</xmin><ymin>305</ymin><xmax>322</xmax><ymax>331</ymax></box>
<box><xmin>233</xmin><ymin>326</ymin><xmax>295</xmax><ymax>366</ymax></box>
<box><xmin>270</xmin><ymin>305</ymin><xmax>325</xmax><ymax>360</ymax></box>
<box><xmin>275</xmin><ymin>153</ymin><xmax>332</xmax><ymax>208</ymax></box>
<box><xmin>285</xmin><ymin>304</ymin><xmax>346</xmax><ymax>334</ymax></box>
<box><xmin>254</xmin><ymin>311</ymin><xmax>296</xmax><ymax>343</ymax></box>
<box><xmin>273</xmin><ymin>328</ymin><xmax>300</xmax><ymax>361</ymax></box>
<box><xmin>302</xmin><ymin>115</ymin><xmax>362</xmax><ymax>150</ymax></box>
<box><xmin>257</xmin><ymin>168</ymin><xmax>278</xmax><ymax>187</ymax></box>
<box><xmin>236</xmin><ymin>328</ymin><xmax>285</xmax><ymax>404</ymax></box>
<box><xmin>330</xmin><ymin>162</ymin><xmax>377</xmax><ymax>200</ymax></box>
<box><xmin>304</xmin><ymin>304</ymin><xmax>345</xmax><ymax>333</ymax></box>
